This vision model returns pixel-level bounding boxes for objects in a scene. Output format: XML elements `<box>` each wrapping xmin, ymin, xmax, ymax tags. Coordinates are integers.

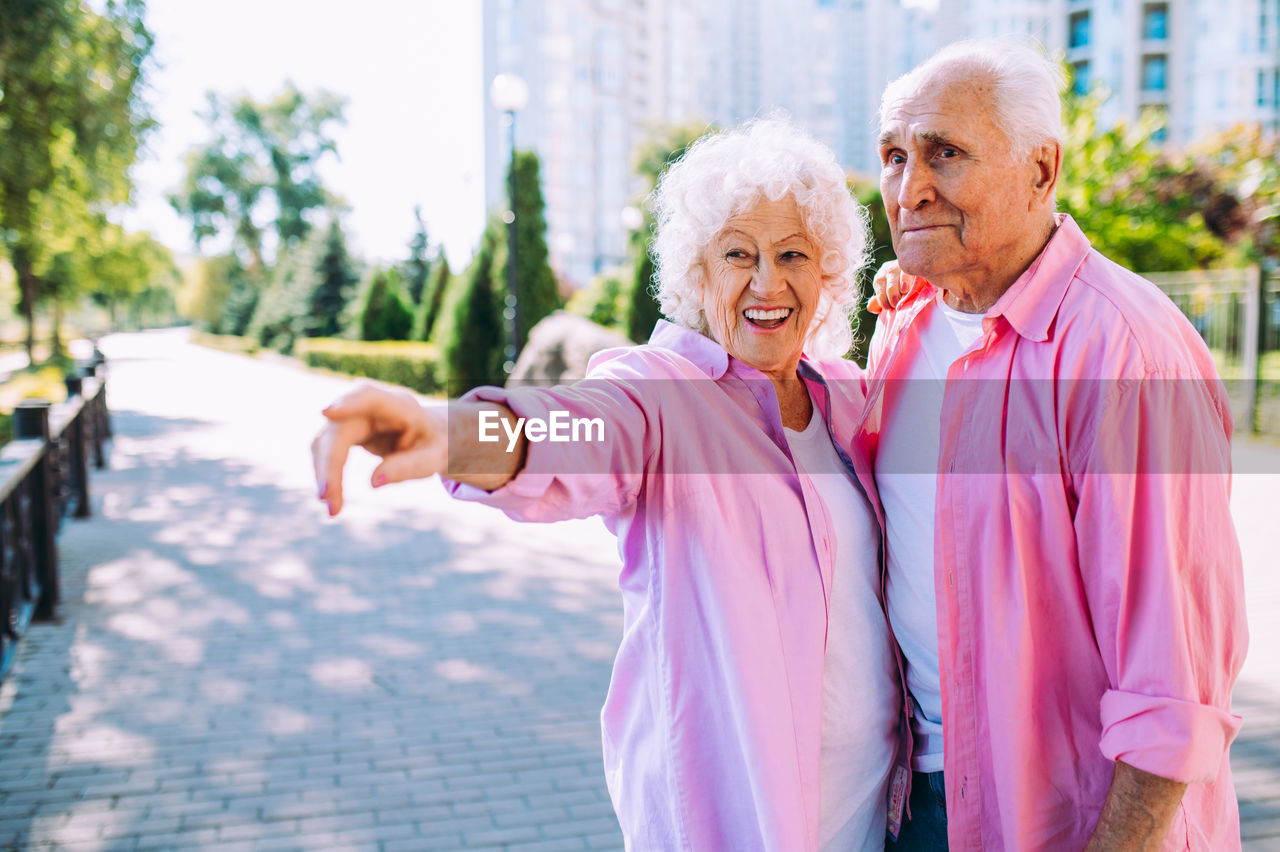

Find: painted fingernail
<box><xmin>327</xmin><ymin>501</ymin><xmax>337</xmax><ymax>517</ymax></box>
<box><xmin>372</xmin><ymin>473</ymin><xmax>387</xmax><ymax>488</ymax></box>
<box><xmin>318</xmin><ymin>482</ymin><xmax>328</xmax><ymax>500</ymax></box>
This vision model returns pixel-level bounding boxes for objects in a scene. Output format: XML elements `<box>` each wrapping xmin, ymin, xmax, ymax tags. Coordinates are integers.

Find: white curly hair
<box><xmin>649</xmin><ymin>117</ymin><xmax>870</xmax><ymax>360</ymax></box>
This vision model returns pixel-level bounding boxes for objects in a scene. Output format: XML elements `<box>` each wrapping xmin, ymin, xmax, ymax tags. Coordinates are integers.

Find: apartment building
<box><xmin>484</xmin><ymin>0</ymin><xmax>1278</xmax><ymax>286</ymax></box>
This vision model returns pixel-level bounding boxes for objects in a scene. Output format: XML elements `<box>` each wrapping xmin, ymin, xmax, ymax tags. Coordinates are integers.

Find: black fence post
<box><xmin>93</xmin><ymin>382</ymin><xmax>108</xmax><ymax>469</ymax></box>
<box><xmin>14</xmin><ymin>401</ymin><xmax>59</xmax><ymax>620</ymax></box>
<box><xmin>91</xmin><ymin>348</ymin><xmax>111</xmax><ymax>438</ymax></box>
<box><xmin>64</xmin><ymin>375</ymin><xmax>91</xmax><ymax>519</ymax></box>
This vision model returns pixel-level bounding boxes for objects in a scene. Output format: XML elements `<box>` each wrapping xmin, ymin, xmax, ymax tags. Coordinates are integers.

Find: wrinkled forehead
<box><xmin>712</xmin><ymin>195</ymin><xmax>816</xmax><ymax>245</ymax></box>
<box><xmin>879</xmin><ymin>66</ymin><xmax>1000</xmax><ymax>143</ymax></box>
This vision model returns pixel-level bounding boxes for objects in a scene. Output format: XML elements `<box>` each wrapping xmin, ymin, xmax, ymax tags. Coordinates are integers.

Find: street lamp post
<box><xmin>490</xmin><ymin>73</ymin><xmax>529</xmax><ymax>375</ymax></box>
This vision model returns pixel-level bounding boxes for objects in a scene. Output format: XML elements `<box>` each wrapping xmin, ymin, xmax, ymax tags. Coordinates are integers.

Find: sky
<box><xmin>124</xmin><ymin>0</ymin><xmax>487</xmax><ymax>269</ymax></box>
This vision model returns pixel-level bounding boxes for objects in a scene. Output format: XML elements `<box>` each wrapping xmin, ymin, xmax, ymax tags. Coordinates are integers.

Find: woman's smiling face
<box><xmin>701</xmin><ymin>196</ymin><xmax>824</xmax><ymax>381</ymax></box>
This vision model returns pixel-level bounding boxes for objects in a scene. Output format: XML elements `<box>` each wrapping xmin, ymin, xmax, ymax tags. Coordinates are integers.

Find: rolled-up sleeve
<box><xmin>1073</xmin><ymin>370</ymin><xmax>1248</xmax><ymax>784</ymax></box>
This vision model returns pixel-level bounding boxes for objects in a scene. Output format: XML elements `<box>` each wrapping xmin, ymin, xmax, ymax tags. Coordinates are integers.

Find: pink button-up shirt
<box><xmin>446</xmin><ymin>321</ymin><xmax>900</xmax><ymax>850</ymax></box>
<box><xmin>863</xmin><ymin>215</ymin><xmax>1249</xmax><ymax>850</ymax></box>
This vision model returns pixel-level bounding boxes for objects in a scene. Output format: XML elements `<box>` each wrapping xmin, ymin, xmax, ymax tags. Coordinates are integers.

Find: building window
<box><xmin>1070</xmin><ymin>11</ymin><xmax>1090</xmax><ymax>48</ymax></box>
<box><xmin>1143</xmin><ymin>3</ymin><xmax>1169</xmax><ymax>39</ymax></box>
<box><xmin>1261</xmin><ymin>70</ymin><xmax>1269</xmax><ymax>107</ymax></box>
<box><xmin>1142</xmin><ymin>105</ymin><xmax>1169</xmax><ymax>141</ymax></box>
<box><xmin>1142</xmin><ymin>55</ymin><xmax>1168</xmax><ymax>92</ymax></box>
<box><xmin>1073</xmin><ymin>61</ymin><xmax>1091</xmax><ymax>94</ymax></box>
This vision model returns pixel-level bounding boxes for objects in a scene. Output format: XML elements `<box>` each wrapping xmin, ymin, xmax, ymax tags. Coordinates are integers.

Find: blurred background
<box><xmin>2</xmin><ymin>4</ymin><xmax>1279</xmax><ymax>850</ymax></box>
<box><xmin>0</xmin><ymin>0</ymin><xmax>1277</xmax><ymax>427</ymax></box>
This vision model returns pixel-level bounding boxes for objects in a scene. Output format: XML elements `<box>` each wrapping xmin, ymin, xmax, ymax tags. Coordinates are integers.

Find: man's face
<box><xmin>878</xmin><ymin>68</ymin><xmax>1045</xmax><ymax>291</ymax></box>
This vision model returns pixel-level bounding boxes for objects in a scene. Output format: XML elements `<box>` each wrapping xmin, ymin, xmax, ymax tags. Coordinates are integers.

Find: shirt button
<box><xmin>947</xmin><ymin>571</ymin><xmax>954</xmax><ymax>587</ymax></box>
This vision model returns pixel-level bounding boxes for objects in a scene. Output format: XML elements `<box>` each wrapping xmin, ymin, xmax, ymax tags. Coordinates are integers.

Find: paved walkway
<box><xmin>0</xmin><ymin>328</ymin><xmax>1276</xmax><ymax>851</ymax></box>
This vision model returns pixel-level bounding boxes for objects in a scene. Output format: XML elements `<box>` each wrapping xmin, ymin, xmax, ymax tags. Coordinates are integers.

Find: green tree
<box><xmin>306</xmin><ymin>219</ymin><xmax>358</xmax><ymax>339</ymax></box>
<box><xmin>1190</xmin><ymin>125</ymin><xmax>1280</xmax><ymax>265</ymax></box>
<box><xmin>505</xmin><ymin>151</ymin><xmax>560</xmax><ymax>349</ymax></box>
<box><xmin>1058</xmin><ymin>83</ymin><xmax>1226</xmax><ymax>272</ymax></box>
<box><xmin>247</xmin><ymin>245</ymin><xmax>313</xmax><ymax>351</ymax></box>
<box><xmin>358</xmin><ymin>267</ymin><xmax>414</xmax><ymax>341</ymax></box>
<box><xmin>0</xmin><ymin>0</ymin><xmax>155</xmax><ymax>359</ymax></box>
<box><xmin>626</xmin><ymin>249</ymin><xmax>662</xmax><ymax>343</ymax></box>
<box><xmin>621</xmin><ymin>122</ymin><xmax>713</xmax><ymax>343</ymax></box>
<box><xmin>220</xmin><ymin>259</ymin><xmax>261</xmax><ymax>336</ymax></box>
<box><xmin>413</xmin><ymin>249</ymin><xmax>451</xmax><ymax>342</ymax></box>
<box><xmin>169</xmin><ymin>84</ymin><xmax>346</xmax><ymax>274</ymax></box>
<box><xmin>402</xmin><ymin>206</ymin><xmax>433</xmax><ymax>307</ymax></box>
<box><xmin>88</xmin><ymin>227</ymin><xmax>180</xmax><ymax>330</ymax></box>
<box><xmin>849</xmin><ymin>178</ymin><xmax>895</xmax><ymax>366</ymax></box>
<box><xmin>439</xmin><ymin>226</ymin><xmax>505</xmax><ymax>394</ymax></box>
<box><xmin>177</xmin><ymin>254</ymin><xmax>237</xmax><ymax>332</ymax></box>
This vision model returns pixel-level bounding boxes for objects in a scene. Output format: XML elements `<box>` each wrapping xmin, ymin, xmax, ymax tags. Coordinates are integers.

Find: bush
<box><xmin>566</xmin><ymin>269</ymin><xmax>626</xmax><ymax>331</ymax></box>
<box><xmin>295</xmin><ymin>338</ymin><xmax>442</xmax><ymax>395</ymax></box>
<box><xmin>357</xmin><ymin>267</ymin><xmax>414</xmax><ymax>341</ymax></box>
<box><xmin>189</xmin><ymin>331</ymin><xmax>260</xmax><ymax>356</ymax></box>
<box><xmin>0</xmin><ymin>367</ymin><xmax>71</xmax><ymax>447</ymax></box>
<box><xmin>624</xmin><ymin>247</ymin><xmax>662</xmax><ymax>343</ymax></box>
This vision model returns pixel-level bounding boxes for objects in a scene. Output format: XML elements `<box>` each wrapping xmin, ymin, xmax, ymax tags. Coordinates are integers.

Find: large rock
<box><xmin>509</xmin><ymin>311</ymin><xmax>634</xmax><ymax>385</ymax></box>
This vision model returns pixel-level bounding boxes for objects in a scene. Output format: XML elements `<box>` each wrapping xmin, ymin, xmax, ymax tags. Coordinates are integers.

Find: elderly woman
<box><xmin>313</xmin><ymin>119</ymin><xmax>902</xmax><ymax>850</ymax></box>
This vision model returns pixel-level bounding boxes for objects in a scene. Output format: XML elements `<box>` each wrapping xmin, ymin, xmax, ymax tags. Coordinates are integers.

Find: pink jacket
<box><xmin>446</xmin><ymin>321</ymin><xmax>902</xmax><ymax>850</ymax></box>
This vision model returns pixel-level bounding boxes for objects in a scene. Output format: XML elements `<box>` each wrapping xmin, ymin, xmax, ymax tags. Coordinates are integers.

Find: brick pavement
<box><xmin>0</xmin><ymin>327</ymin><xmax>1276</xmax><ymax>851</ymax></box>
<box><xmin>1230</xmin><ymin>439</ymin><xmax>1280</xmax><ymax>851</ymax></box>
<box><xmin>0</xmin><ymin>329</ymin><xmax>626</xmax><ymax>851</ymax></box>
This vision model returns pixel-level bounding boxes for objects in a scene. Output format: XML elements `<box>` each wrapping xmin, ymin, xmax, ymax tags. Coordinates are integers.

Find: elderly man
<box><xmin>866</xmin><ymin>40</ymin><xmax>1248</xmax><ymax>850</ymax></box>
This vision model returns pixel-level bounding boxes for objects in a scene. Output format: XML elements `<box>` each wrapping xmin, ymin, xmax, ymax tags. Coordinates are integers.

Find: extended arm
<box><xmin>1085</xmin><ymin>760</ymin><xmax>1187</xmax><ymax>851</ymax></box>
<box><xmin>311</xmin><ymin>384</ymin><xmax>527</xmax><ymax>516</ymax></box>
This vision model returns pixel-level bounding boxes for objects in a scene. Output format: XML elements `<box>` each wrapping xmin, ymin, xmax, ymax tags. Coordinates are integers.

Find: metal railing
<box><xmin>0</xmin><ymin>363</ymin><xmax>109</xmax><ymax>681</ymax></box>
<box><xmin>1149</xmin><ymin>266</ymin><xmax>1280</xmax><ymax>434</ymax></box>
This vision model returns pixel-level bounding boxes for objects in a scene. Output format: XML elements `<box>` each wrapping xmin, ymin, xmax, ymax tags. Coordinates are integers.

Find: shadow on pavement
<box><xmin>0</xmin><ymin>406</ymin><xmax>623</xmax><ymax>849</ymax></box>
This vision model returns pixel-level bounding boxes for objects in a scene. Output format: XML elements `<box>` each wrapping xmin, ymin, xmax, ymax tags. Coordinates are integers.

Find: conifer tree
<box><xmin>403</xmin><ymin>206</ymin><xmax>432</xmax><ymax>307</ymax></box>
<box><xmin>358</xmin><ymin>267</ymin><xmax>414</xmax><ymax>341</ymax></box>
<box><xmin>504</xmin><ymin>151</ymin><xmax>561</xmax><ymax>350</ymax></box>
<box><xmin>413</xmin><ymin>249</ymin><xmax>451</xmax><ymax>342</ymax></box>
<box><xmin>625</xmin><ymin>246</ymin><xmax>662</xmax><ymax>343</ymax></box>
<box><xmin>307</xmin><ymin>220</ymin><xmax>358</xmax><ymax>338</ymax></box>
<box><xmin>439</xmin><ymin>227</ymin><xmax>504</xmax><ymax>394</ymax></box>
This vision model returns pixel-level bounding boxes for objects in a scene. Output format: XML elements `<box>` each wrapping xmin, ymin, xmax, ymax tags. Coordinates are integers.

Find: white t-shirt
<box><xmin>873</xmin><ymin>293</ymin><xmax>986</xmax><ymax>773</ymax></box>
<box><xmin>785</xmin><ymin>405</ymin><xmax>899</xmax><ymax>851</ymax></box>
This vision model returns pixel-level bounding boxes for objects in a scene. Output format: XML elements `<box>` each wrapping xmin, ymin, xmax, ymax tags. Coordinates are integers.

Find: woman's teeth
<box><xmin>744</xmin><ymin>307</ymin><xmax>792</xmax><ymax>328</ymax></box>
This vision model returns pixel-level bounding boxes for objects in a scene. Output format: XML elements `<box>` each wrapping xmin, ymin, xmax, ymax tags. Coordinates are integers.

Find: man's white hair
<box><xmin>879</xmin><ymin>39</ymin><xmax>1067</xmax><ymax>158</ymax></box>
<box><xmin>650</xmin><ymin>117</ymin><xmax>870</xmax><ymax>360</ymax></box>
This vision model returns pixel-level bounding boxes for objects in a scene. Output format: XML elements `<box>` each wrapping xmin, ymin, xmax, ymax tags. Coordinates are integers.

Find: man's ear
<box><xmin>1031</xmin><ymin>139</ymin><xmax>1063</xmax><ymax>204</ymax></box>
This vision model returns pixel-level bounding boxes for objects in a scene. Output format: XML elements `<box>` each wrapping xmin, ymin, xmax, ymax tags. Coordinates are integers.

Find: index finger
<box><xmin>312</xmin><ymin>417</ymin><xmax>368</xmax><ymax>517</ymax></box>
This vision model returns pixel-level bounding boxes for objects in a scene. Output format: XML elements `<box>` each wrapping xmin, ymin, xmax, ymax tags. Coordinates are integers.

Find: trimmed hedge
<box><xmin>190</xmin><ymin>331</ymin><xmax>260</xmax><ymax>356</ymax></box>
<box><xmin>0</xmin><ymin>367</ymin><xmax>69</xmax><ymax>449</ymax></box>
<box><xmin>295</xmin><ymin>338</ymin><xmax>442</xmax><ymax>395</ymax></box>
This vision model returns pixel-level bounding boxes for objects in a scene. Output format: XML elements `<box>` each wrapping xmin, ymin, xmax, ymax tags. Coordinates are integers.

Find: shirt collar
<box><xmin>985</xmin><ymin>213</ymin><xmax>1092</xmax><ymax>342</ymax></box>
<box><xmin>648</xmin><ymin>320</ymin><xmax>730</xmax><ymax>378</ymax></box>
<box><xmin>648</xmin><ymin>319</ymin><xmax>828</xmax><ymax>383</ymax></box>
